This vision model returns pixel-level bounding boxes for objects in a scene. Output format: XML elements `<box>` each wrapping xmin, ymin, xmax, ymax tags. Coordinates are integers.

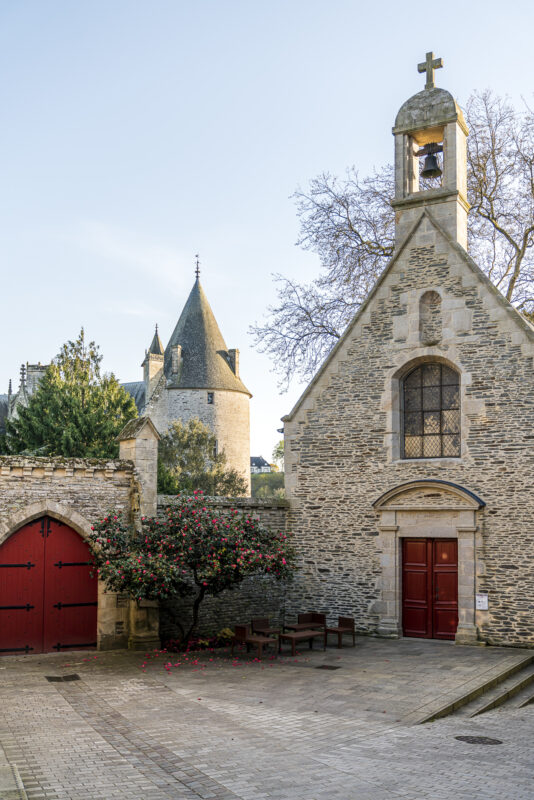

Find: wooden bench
<box><xmin>324</xmin><ymin>617</ymin><xmax>356</xmax><ymax>648</ymax></box>
<box><xmin>231</xmin><ymin>624</ymin><xmax>277</xmax><ymax>658</ymax></box>
<box><xmin>285</xmin><ymin>612</ymin><xmax>326</xmax><ymax>633</ymax></box>
<box><xmin>278</xmin><ymin>629</ymin><xmax>325</xmax><ymax>657</ymax></box>
<box><xmin>251</xmin><ymin>617</ymin><xmax>281</xmax><ymax>636</ymax></box>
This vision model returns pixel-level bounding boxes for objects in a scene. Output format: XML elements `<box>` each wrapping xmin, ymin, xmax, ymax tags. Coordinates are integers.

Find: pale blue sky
<box><xmin>1</xmin><ymin>1</ymin><xmax>532</xmax><ymax>459</ymax></box>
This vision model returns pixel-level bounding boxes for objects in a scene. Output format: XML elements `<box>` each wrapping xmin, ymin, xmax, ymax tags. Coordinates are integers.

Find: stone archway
<box><xmin>0</xmin><ymin>502</ymin><xmax>125</xmax><ymax>651</ymax></box>
<box><xmin>0</xmin><ymin>500</ymin><xmax>93</xmax><ymax>548</ymax></box>
<box><xmin>373</xmin><ymin>480</ymin><xmax>485</xmax><ymax>645</ymax></box>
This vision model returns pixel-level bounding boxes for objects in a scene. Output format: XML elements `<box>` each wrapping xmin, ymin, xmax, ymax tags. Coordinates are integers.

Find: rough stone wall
<box><xmin>157</xmin><ymin>495</ymin><xmax>289</xmax><ymax>638</ymax></box>
<box><xmin>284</xmin><ymin>212</ymin><xmax>534</xmax><ymax>647</ymax></box>
<box><xmin>0</xmin><ymin>456</ymin><xmax>136</xmax><ymax>650</ymax></box>
<box><xmin>149</xmin><ymin>387</ymin><xmax>251</xmax><ymax>493</ymax></box>
<box><xmin>0</xmin><ymin>457</ymin><xmax>133</xmax><ymax>531</ymax></box>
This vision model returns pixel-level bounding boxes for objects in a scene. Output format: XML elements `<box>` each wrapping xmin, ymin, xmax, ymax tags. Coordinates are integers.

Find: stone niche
<box><xmin>372</xmin><ymin>479</ymin><xmax>485</xmax><ymax>645</ymax></box>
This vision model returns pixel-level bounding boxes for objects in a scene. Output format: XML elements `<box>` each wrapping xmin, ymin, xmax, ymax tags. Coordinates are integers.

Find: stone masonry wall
<box><xmin>284</xmin><ymin>212</ymin><xmax>534</xmax><ymax>647</ymax></box>
<box><xmin>157</xmin><ymin>495</ymin><xmax>289</xmax><ymax>639</ymax></box>
<box><xmin>147</xmin><ymin>387</ymin><xmax>251</xmax><ymax>493</ymax></box>
<box><xmin>0</xmin><ymin>457</ymin><xmax>133</xmax><ymax>531</ymax></box>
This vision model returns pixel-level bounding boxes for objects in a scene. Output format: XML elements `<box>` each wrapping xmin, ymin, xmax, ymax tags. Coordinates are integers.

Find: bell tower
<box><xmin>391</xmin><ymin>52</ymin><xmax>469</xmax><ymax>249</ymax></box>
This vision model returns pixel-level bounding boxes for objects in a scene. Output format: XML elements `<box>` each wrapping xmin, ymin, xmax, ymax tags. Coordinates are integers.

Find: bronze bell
<box><xmin>421</xmin><ymin>153</ymin><xmax>442</xmax><ymax>179</ymax></box>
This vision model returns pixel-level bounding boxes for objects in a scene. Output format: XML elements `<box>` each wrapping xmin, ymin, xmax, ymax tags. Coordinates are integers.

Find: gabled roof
<box><xmin>283</xmin><ymin>208</ymin><xmax>534</xmax><ymax>423</ymax></box>
<box><xmin>164</xmin><ymin>277</ymin><xmax>251</xmax><ymax>395</ymax></box>
<box><xmin>250</xmin><ymin>456</ymin><xmax>270</xmax><ymax>468</ymax></box>
<box><xmin>117</xmin><ymin>415</ymin><xmax>160</xmax><ymax>442</ymax></box>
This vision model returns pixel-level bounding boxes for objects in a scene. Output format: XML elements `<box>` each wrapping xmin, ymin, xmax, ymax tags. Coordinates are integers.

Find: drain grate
<box><xmin>316</xmin><ymin>665</ymin><xmax>341</xmax><ymax>670</ymax></box>
<box><xmin>455</xmin><ymin>735</ymin><xmax>503</xmax><ymax>745</ymax></box>
<box><xmin>45</xmin><ymin>674</ymin><xmax>80</xmax><ymax>682</ymax></box>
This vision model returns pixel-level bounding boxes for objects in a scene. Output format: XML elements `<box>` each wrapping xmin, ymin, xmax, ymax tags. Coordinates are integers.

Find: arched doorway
<box><xmin>0</xmin><ymin>516</ymin><xmax>97</xmax><ymax>655</ymax></box>
<box><xmin>373</xmin><ymin>480</ymin><xmax>485</xmax><ymax>645</ymax></box>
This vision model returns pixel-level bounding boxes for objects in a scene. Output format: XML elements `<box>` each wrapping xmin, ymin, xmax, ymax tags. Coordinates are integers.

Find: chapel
<box><xmin>283</xmin><ymin>53</ymin><xmax>534</xmax><ymax>647</ymax></box>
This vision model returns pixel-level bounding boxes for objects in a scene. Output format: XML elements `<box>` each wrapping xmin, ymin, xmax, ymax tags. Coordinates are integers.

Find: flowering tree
<box><xmin>89</xmin><ymin>491</ymin><xmax>295</xmax><ymax>643</ymax></box>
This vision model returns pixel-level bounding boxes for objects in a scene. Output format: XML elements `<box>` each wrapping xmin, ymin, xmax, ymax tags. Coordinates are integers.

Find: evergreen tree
<box><xmin>6</xmin><ymin>329</ymin><xmax>137</xmax><ymax>458</ymax></box>
<box><xmin>158</xmin><ymin>417</ymin><xmax>248</xmax><ymax>496</ymax></box>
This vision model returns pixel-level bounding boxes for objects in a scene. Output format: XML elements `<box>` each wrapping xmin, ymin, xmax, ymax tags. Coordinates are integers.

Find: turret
<box><xmin>142</xmin><ymin>325</ymin><xmax>164</xmax><ymax>401</ymax></box>
<box><xmin>160</xmin><ymin>269</ymin><xmax>251</xmax><ymax>492</ymax></box>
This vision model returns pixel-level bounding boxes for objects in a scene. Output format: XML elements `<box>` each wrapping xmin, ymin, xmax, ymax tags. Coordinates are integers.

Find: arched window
<box><xmin>403</xmin><ymin>363</ymin><xmax>460</xmax><ymax>459</ymax></box>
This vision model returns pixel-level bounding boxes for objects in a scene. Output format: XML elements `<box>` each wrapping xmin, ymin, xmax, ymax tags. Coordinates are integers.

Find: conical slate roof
<box><xmin>164</xmin><ymin>277</ymin><xmax>250</xmax><ymax>395</ymax></box>
<box><xmin>148</xmin><ymin>325</ymin><xmax>164</xmax><ymax>355</ymax></box>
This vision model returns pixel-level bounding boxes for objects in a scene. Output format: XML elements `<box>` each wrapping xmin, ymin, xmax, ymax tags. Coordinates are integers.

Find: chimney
<box><xmin>228</xmin><ymin>348</ymin><xmax>239</xmax><ymax>378</ymax></box>
<box><xmin>171</xmin><ymin>344</ymin><xmax>182</xmax><ymax>377</ymax></box>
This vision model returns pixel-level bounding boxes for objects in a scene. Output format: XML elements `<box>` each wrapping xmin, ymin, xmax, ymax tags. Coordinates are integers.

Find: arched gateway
<box><xmin>0</xmin><ymin>516</ymin><xmax>97</xmax><ymax>655</ymax></box>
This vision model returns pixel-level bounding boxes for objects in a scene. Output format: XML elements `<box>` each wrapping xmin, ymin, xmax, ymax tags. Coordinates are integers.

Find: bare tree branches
<box><xmin>251</xmin><ymin>92</ymin><xmax>534</xmax><ymax>388</ymax></box>
<box><xmin>250</xmin><ymin>167</ymin><xmax>394</xmax><ymax>388</ymax></box>
<box><xmin>466</xmin><ymin>91</ymin><xmax>534</xmax><ymax>310</ymax></box>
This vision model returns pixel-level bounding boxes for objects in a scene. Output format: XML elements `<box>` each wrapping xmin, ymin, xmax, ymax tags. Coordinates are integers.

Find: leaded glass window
<box><xmin>402</xmin><ymin>363</ymin><xmax>460</xmax><ymax>459</ymax></box>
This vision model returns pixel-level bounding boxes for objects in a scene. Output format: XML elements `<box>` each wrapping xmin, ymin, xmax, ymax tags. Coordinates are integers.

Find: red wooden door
<box><xmin>402</xmin><ymin>538</ymin><xmax>458</xmax><ymax>640</ymax></box>
<box><xmin>0</xmin><ymin>517</ymin><xmax>97</xmax><ymax>655</ymax></box>
<box><xmin>0</xmin><ymin>519</ymin><xmax>44</xmax><ymax>655</ymax></box>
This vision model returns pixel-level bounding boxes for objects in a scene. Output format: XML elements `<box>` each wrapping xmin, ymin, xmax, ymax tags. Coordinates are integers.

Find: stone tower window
<box><xmin>403</xmin><ymin>363</ymin><xmax>460</xmax><ymax>458</ymax></box>
<box><xmin>419</xmin><ymin>291</ymin><xmax>442</xmax><ymax>345</ymax></box>
<box><xmin>207</xmin><ymin>392</ymin><xmax>214</xmax><ymax>404</ymax></box>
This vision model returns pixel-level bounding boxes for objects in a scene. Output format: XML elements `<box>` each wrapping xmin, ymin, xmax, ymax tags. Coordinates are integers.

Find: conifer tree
<box><xmin>6</xmin><ymin>329</ymin><xmax>137</xmax><ymax>458</ymax></box>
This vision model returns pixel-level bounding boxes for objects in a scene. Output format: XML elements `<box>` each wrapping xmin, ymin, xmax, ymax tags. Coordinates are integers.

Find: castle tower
<box><xmin>144</xmin><ymin>272</ymin><xmax>251</xmax><ymax>493</ymax></box>
<box><xmin>391</xmin><ymin>51</ymin><xmax>469</xmax><ymax>249</ymax></box>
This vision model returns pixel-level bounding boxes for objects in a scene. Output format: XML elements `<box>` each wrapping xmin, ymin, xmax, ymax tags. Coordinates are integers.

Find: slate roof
<box><xmin>148</xmin><ymin>326</ymin><xmax>164</xmax><ymax>355</ymax></box>
<box><xmin>163</xmin><ymin>277</ymin><xmax>251</xmax><ymax>395</ymax></box>
<box><xmin>251</xmin><ymin>456</ymin><xmax>270</xmax><ymax>469</ymax></box>
<box><xmin>121</xmin><ymin>381</ymin><xmax>146</xmax><ymax>414</ymax></box>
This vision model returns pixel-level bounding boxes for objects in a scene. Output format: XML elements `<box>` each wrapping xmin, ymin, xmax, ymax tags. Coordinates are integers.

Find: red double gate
<box><xmin>0</xmin><ymin>517</ymin><xmax>97</xmax><ymax>655</ymax></box>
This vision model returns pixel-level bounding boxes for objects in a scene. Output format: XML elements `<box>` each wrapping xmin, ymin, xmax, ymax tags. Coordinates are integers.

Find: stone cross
<box><xmin>418</xmin><ymin>51</ymin><xmax>443</xmax><ymax>90</ymax></box>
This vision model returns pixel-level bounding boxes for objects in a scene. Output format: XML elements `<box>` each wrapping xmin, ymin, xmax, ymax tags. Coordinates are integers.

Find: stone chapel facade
<box><xmin>283</xmin><ymin>57</ymin><xmax>534</xmax><ymax>648</ymax></box>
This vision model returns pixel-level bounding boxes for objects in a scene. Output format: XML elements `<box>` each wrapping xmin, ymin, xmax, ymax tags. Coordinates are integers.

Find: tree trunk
<box><xmin>184</xmin><ymin>586</ymin><xmax>206</xmax><ymax>645</ymax></box>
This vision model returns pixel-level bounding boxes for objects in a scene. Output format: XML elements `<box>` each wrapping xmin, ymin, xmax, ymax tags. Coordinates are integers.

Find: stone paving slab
<box><xmin>0</xmin><ymin>637</ymin><xmax>533</xmax><ymax>799</ymax></box>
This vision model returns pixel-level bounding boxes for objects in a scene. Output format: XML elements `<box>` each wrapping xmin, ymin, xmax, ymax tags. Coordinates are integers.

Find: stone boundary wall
<box><xmin>0</xmin><ymin>456</ymin><xmax>135</xmax><ymax>540</ymax></box>
<box><xmin>157</xmin><ymin>495</ymin><xmax>290</xmax><ymax>639</ymax></box>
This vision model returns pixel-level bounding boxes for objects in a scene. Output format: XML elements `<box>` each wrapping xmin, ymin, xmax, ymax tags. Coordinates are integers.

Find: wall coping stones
<box><xmin>157</xmin><ymin>494</ymin><xmax>289</xmax><ymax>510</ymax></box>
<box><xmin>0</xmin><ymin>455</ymin><xmax>133</xmax><ymax>477</ymax></box>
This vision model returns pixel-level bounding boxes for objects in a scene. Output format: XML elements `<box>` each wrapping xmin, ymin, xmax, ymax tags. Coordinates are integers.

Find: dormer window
<box><xmin>207</xmin><ymin>392</ymin><xmax>214</xmax><ymax>404</ymax></box>
<box><xmin>403</xmin><ymin>363</ymin><xmax>460</xmax><ymax>459</ymax></box>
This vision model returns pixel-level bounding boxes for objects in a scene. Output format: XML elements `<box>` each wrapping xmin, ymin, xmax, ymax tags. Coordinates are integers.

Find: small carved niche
<box><xmin>419</xmin><ymin>290</ymin><xmax>442</xmax><ymax>345</ymax></box>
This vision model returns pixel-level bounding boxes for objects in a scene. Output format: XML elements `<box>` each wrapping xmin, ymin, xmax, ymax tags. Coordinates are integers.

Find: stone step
<box><xmin>516</xmin><ymin>687</ymin><xmax>534</xmax><ymax>709</ymax></box>
<box><xmin>416</xmin><ymin>651</ymin><xmax>534</xmax><ymax>724</ymax></box>
<box><xmin>453</xmin><ymin>662</ymin><xmax>534</xmax><ymax>718</ymax></box>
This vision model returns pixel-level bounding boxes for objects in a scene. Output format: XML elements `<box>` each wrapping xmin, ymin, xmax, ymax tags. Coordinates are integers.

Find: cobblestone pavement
<box><xmin>0</xmin><ymin>638</ymin><xmax>533</xmax><ymax>800</ymax></box>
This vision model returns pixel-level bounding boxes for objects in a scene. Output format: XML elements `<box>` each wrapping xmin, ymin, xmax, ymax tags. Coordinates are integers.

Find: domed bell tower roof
<box><xmin>391</xmin><ymin>51</ymin><xmax>469</xmax><ymax>249</ymax></box>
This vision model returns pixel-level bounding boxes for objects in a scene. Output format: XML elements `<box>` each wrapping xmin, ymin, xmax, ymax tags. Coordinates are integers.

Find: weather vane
<box><xmin>195</xmin><ymin>254</ymin><xmax>200</xmax><ymax>278</ymax></box>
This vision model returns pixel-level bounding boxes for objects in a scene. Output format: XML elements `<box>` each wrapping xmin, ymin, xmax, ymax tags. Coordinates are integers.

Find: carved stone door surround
<box><xmin>373</xmin><ymin>480</ymin><xmax>485</xmax><ymax>645</ymax></box>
